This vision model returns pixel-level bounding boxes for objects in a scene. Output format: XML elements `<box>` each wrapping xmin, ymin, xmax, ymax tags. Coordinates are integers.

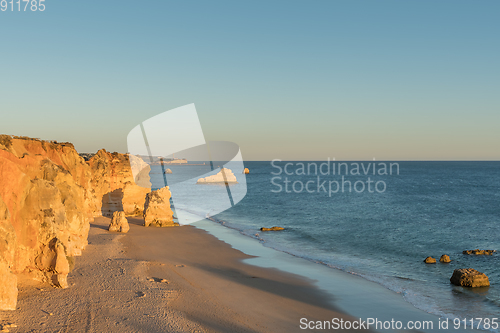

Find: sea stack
<box><xmin>143</xmin><ymin>187</ymin><xmax>176</xmax><ymax>227</ymax></box>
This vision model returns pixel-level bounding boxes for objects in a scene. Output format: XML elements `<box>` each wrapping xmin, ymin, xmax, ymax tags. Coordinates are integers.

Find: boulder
<box><xmin>450</xmin><ymin>268</ymin><xmax>490</xmax><ymax>288</ymax></box>
<box><xmin>164</xmin><ymin>168</ymin><xmax>172</xmax><ymax>174</ymax></box>
<box><xmin>463</xmin><ymin>249</ymin><xmax>496</xmax><ymax>255</ymax></box>
<box><xmin>424</xmin><ymin>257</ymin><xmax>436</xmax><ymax>264</ymax></box>
<box><xmin>260</xmin><ymin>226</ymin><xmax>285</xmax><ymax>231</ymax></box>
<box><xmin>440</xmin><ymin>254</ymin><xmax>451</xmax><ymax>263</ymax></box>
<box><xmin>197</xmin><ymin>168</ymin><xmax>238</xmax><ymax>184</ymax></box>
<box><xmin>243</xmin><ymin>168</ymin><xmax>249</xmax><ymax>174</ymax></box>
<box><xmin>108</xmin><ymin>211</ymin><xmax>130</xmax><ymax>233</ymax></box>
<box><xmin>143</xmin><ymin>187</ymin><xmax>176</xmax><ymax>227</ymax></box>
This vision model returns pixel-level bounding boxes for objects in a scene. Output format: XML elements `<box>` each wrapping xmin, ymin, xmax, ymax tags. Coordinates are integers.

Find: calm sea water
<box><xmin>150</xmin><ymin>161</ymin><xmax>499</xmax><ymax>328</ymax></box>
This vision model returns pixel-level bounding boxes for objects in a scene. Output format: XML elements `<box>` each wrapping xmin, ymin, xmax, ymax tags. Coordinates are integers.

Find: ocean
<box><xmin>150</xmin><ymin>161</ymin><xmax>499</xmax><ymax>330</ymax></box>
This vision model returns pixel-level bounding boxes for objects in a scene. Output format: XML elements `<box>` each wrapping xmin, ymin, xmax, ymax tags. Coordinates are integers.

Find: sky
<box><xmin>1</xmin><ymin>0</ymin><xmax>499</xmax><ymax>160</ymax></box>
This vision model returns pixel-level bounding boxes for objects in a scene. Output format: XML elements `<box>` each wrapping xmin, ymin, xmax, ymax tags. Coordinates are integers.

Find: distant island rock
<box><xmin>463</xmin><ymin>249</ymin><xmax>496</xmax><ymax>255</ymax></box>
<box><xmin>424</xmin><ymin>257</ymin><xmax>436</xmax><ymax>264</ymax></box>
<box><xmin>450</xmin><ymin>268</ymin><xmax>490</xmax><ymax>288</ymax></box>
<box><xmin>243</xmin><ymin>168</ymin><xmax>249</xmax><ymax>174</ymax></box>
<box><xmin>164</xmin><ymin>168</ymin><xmax>172</xmax><ymax>174</ymax></box>
<box><xmin>260</xmin><ymin>226</ymin><xmax>285</xmax><ymax>231</ymax></box>
<box><xmin>196</xmin><ymin>168</ymin><xmax>238</xmax><ymax>184</ymax></box>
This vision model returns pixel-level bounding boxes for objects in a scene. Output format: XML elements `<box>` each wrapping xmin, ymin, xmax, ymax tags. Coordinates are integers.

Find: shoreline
<box><xmin>121</xmin><ymin>216</ymin><xmax>361</xmax><ymax>333</ymax></box>
<box><xmin>188</xmin><ymin>215</ymin><xmax>473</xmax><ymax>333</ymax></box>
<box><xmin>1</xmin><ymin>217</ymin><xmax>361</xmax><ymax>333</ymax></box>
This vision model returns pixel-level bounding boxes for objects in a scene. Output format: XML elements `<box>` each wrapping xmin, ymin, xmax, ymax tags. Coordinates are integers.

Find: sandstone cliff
<box><xmin>0</xmin><ymin>135</ymin><xmax>153</xmax><ymax>310</ymax></box>
<box><xmin>87</xmin><ymin>150</ymin><xmax>151</xmax><ymax>217</ymax></box>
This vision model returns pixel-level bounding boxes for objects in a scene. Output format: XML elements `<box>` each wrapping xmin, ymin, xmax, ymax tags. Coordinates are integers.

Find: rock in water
<box><xmin>424</xmin><ymin>257</ymin><xmax>436</xmax><ymax>264</ymax></box>
<box><xmin>260</xmin><ymin>226</ymin><xmax>285</xmax><ymax>231</ymax></box>
<box><xmin>163</xmin><ymin>168</ymin><xmax>172</xmax><ymax>174</ymax></box>
<box><xmin>440</xmin><ymin>254</ymin><xmax>451</xmax><ymax>263</ymax></box>
<box><xmin>197</xmin><ymin>168</ymin><xmax>238</xmax><ymax>184</ymax></box>
<box><xmin>143</xmin><ymin>187</ymin><xmax>176</xmax><ymax>227</ymax></box>
<box><xmin>450</xmin><ymin>268</ymin><xmax>490</xmax><ymax>287</ymax></box>
<box><xmin>462</xmin><ymin>249</ymin><xmax>496</xmax><ymax>255</ymax></box>
<box><xmin>243</xmin><ymin>168</ymin><xmax>249</xmax><ymax>174</ymax></box>
<box><xmin>108</xmin><ymin>211</ymin><xmax>130</xmax><ymax>233</ymax></box>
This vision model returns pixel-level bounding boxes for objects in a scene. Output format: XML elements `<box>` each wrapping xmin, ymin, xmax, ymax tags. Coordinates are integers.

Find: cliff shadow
<box><xmin>101</xmin><ymin>188</ymin><xmax>124</xmax><ymax>217</ymax></box>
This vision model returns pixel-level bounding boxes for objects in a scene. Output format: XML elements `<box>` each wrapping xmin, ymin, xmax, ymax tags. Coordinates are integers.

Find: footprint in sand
<box><xmin>146</xmin><ymin>277</ymin><xmax>169</xmax><ymax>283</ymax></box>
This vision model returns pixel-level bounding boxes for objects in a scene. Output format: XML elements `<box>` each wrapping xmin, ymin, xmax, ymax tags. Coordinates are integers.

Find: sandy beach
<box><xmin>0</xmin><ymin>217</ymin><xmax>363</xmax><ymax>333</ymax></box>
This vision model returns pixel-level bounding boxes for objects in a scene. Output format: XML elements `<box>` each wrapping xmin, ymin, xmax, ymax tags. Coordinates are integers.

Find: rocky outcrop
<box><xmin>0</xmin><ymin>135</ymin><xmax>156</xmax><ymax>310</ymax></box>
<box><xmin>163</xmin><ymin>168</ymin><xmax>172</xmax><ymax>174</ymax></box>
<box><xmin>87</xmin><ymin>150</ymin><xmax>151</xmax><ymax>217</ymax></box>
<box><xmin>243</xmin><ymin>168</ymin><xmax>249</xmax><ymax>174</ymax></box>
<box><xmin>424</xmin><ymin>257</ymin><xmax>436</xmax><ymax>264</ymax></box>
<box><xmin>197</xmin><ymin>168</ymin><xmax>238</xmax><ymax>184</ymax></box>
<box><xmin>450</xmin><ymin>268</ymin><xmax>490</xmax><ymax>287</ymax></box>
<box><xmin>143</xmin><ymin>187</ymin><xmax>176</xmax><ymax>227</ymax></box>
<box><xmin>440</xmin><ymin>255</ymin><xmax>451</xmax><ymax>263</ymax></box>
<box><xmin>260</xmin><ymin>226</ymin><xmax>285</xmax><ymax>231</ymax></box>
<box><xmin>108</xmin><ymin>211</ymin><xmax>130</xmax><ymax>233</ymax></box>
<box><xmin>0</xmin><ymin>136</ymin><xmax>93</xmax><ymax>308</ymax></box>
<box><xmin>463</xmin><ymin>249</ymin><xmax>496</xmax><ymax>255</ymax></box>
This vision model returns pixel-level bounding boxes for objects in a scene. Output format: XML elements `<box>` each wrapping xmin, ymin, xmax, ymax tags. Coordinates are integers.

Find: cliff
<box><xmin>0</xmin><ymin>135</ymin><xmax>152</xmax><ymax>310</ymax></box>
<box><xmin>87</xmin><ymin>149</ymin><xmax>151</xmax><ymax>217</ymax></box>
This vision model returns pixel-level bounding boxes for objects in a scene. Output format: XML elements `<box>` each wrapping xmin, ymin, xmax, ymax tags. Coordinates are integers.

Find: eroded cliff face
<box><xmin>87</xmin><ymin>149</ymin><xmax>151</xmax><ymax>217</ymax></box>
<box><xmin>0</xmin><ymin>135</ymin><xmax>152</xmax><ymax>310</ymax></box>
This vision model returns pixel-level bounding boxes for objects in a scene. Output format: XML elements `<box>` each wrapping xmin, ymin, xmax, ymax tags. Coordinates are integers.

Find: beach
<box><xmin>0</xmin><ymin>217</ymin><xmax>360</xmax><ymax>333</ymax></box>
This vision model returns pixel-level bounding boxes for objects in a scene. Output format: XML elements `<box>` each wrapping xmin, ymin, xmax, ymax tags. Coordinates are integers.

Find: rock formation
<box><xmin>424</xmin><ymin>257</ymin><xmax>436</xmax><ymax>264</ymax></box>
<box><xmin>0</xmin><ymin>136</ymin><xmax>93</xmax><ymax>308</ymax></box>
<box><xmin>143</xmin><ymin>187</ymin><xmax>176</xmax><ymax>227</ymax></box>
<box><xmin>243</xmin><ymin>168</ymin><xmax>249</xmax><ymax>174</ymax></box>
<box><xmin>260</xmin><ymin>226</ymin><xmax>285</xmax><ymax>231</ymax></box>
<box><xmin>164</xmin><ymin>168</ymin><xmax>172</xmax><ymax>174</ymax></box>
<box><xmin>450</xmin><ymin>268</ymin><xmax>490</xmax><ymax>287</ymax></box>
<box><xmin>197</xmin><ymin>168</ymin><xmax>238</xmax><ymax>184</ymax></box>
<box><xmin>108</xmin><ymin>211</ymin><xmax>130</xmax><ymax>233</ymax></box>
<box><xmin>87</xmin><ymin>150</ymin><xmax>151</xmax><ymax>217</ymax></box>
<box><xmin>440</xmin><ymin>254</ymin><xmax>451</xmax><ymax>263</ymax></box>
<box><xmin>0</xmin><ymin>135</ymin><xmax>158</xmax><ymax>310</ymax></box>
<box><xmin>463</xmin><ymin>249</ymin><xmax>496</xmax><ymax>255</ymax></box>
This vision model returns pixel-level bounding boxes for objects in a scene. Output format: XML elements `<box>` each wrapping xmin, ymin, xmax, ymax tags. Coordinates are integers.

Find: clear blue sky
<box><xmin>1</xmin><ymin>0</ymin><xmax>499</xmax><ymax>160</ymax></box>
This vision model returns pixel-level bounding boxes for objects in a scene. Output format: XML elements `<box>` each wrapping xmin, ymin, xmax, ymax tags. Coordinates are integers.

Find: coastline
<box><xmin>189</xmin><ymin>215</ymin><xmax>472</xmax><ymax>333</ymax></box>
<box><xmin>1</xmin><ymin>217</ymin><xmax>361</xmax><ymax>333</ymax></box>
